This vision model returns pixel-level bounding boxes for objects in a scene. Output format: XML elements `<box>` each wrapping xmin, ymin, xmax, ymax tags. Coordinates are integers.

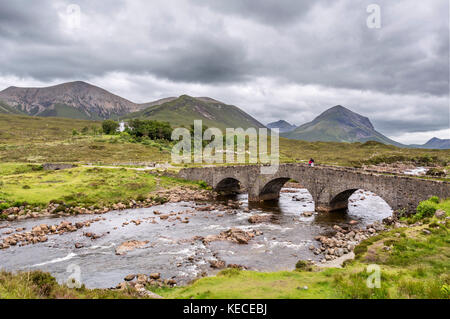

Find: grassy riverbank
<box><xmin>153</xmin><ymin>198</ymin><xmax>450</xmax><ymax>299</ymax></box>
<box><xmin>1</xmin><ymin>114</ymin><xmax>449</xmax><ymax>167</ymax></box>
<box><xmin>0</xmin><ymin>163</ymin><xmax>198</xmax><ymax>210</ymax></box>
<box><xmin>0</xmin><ymin>270</ymin><xmax>144</xmax><ymax>299</ymax></box>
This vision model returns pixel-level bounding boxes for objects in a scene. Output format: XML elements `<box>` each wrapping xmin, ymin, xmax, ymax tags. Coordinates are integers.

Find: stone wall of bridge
<box><xmin>177</xmin><ymin>164</ymin><xmax>450</xmax><ymax>214</ymax></box>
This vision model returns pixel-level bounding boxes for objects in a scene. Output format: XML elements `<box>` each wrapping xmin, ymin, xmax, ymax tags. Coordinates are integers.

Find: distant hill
<box><xmin>267</xmin><ymin>120</ymin><xmax>297</xmax><ymax>133</ymax></box>
<box><xmin>125</xmin><ymin>95</ymin><xmax>266</xmax><ymax>130</ymax></box>
<box><xmin>409</xmin><ymin>137</ymin><xmax>450</xmax><ymax>150</ymax></box>
<box><xmin>282</xmin><ymin>105</ymin><xmax>404</xmax><ymax>147</ymax></box>
<box><xmin>0</xmin><ymin>81</ymin><xmax>145</xmax><ymax>120</ymax></box>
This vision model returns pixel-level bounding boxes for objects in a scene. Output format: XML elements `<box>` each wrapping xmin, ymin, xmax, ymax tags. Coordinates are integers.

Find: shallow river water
<box><xmin>0</xmin><ymin>188</ymin><xmax>392</xmax><ymax>288</ymax></box>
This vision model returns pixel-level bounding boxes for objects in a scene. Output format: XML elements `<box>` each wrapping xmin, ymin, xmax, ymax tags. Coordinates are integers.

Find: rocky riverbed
<box><xmin>0</xmin><ymin>187</ymin><xmax>393</xmax><ymax>289</ymax></box>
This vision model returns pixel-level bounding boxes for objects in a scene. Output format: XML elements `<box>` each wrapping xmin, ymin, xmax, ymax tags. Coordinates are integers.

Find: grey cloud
<box><xmin>0</xmin><ymin>0</ymin><xmax>448</xmax><ymax>141</ymax></box>
<box><xmin>0</xmin><ymin>0</ymin><xmax>447</xmax><ymax>95</ymax></box>
<box><xmin>192</xmin><ymin>0</ymin><xmax>327</xmax><ymax>25</ymax></box>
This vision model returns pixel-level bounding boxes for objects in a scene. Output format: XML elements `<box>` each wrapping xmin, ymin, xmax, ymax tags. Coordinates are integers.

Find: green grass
<box><xmin>0</xmin><ymin>163</ymin><xmax>198</xmax><ymax>208</ymax></box>
<box><xmin>154</xmin><ymin>268</ymin><xmax>339</xmax><ymax>299</ymax></box>
<box><xmin>0</xmin><ymin>270</ymin><xmax>146</xmax><ymax>299</ymax></box>
<box><xmin>152</xmin><ymin>199</ymin><xmax>450</xmax><ymax>299</ymax></box>
<box><xmin>0</xmin><ymin>114</ymin><xmax>171</xmax><ymax>164</ymax></box>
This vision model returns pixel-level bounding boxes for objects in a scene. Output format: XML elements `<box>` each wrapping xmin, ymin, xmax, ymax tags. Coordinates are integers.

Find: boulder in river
<box><xmin>248</xmin><ymin>214</ymin><xmax>272</xmax><ymax>224</ymax></box>
<box><xmin>115</xmin><ymin>240</ymin><xmax>149</xmax><ymax>255</ymax></box>
<box><xmin>203</xmin><ymin>228</ymin><xmax>262</xmax><ymax>245</ymax></box>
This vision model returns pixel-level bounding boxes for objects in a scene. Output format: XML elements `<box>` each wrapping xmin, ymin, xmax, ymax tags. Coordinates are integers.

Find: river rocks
<box><xmin>137</xmin><ymin>274</ymin><xmax>148</xmax><ymax>283</ymax></box>
<box><xmin>302</xmin><ymin>211</ymin><xmax>314</xmax><ymax>217</ymax></box>
<box><xmin>197</xmin><ymin>205</ymin><xmax>213</xmax><ymax>211</ymax></box>
<box><xmin>0</xmin><ymin>217</ymin><xmax>105</xmax><ymax>250</ymax></box>
<box><xmin>151</xmin><ymin>187</ymin><xmax>213</xmax><ymax>203</ymax></box>
<box><xmin>149</xmin><ymin>272</ymin><xmax>161</xmax><ymax>280</ymax></box>
<box><xmin>115</xmin><ymin>240</ymin><xmax>149</xmax><ymax>255</ymax></box>
<box><xmin>209</xmin><ymin>259</ymin><xmax>226</xmax><ymax>269</ymax></box>
<box><xmin>435</xmin><ymin>209</ymin><xmax>446</xmax><ymax>219</ymax></box>
<box><xmin>315</xmin><ymin>221</ymin><xmax>390</xmax><ymax>261</ymax></box>
<box><xmin>116</xmin><ymin>271</ymin><xmax>176</xmax><ymax>296</ymax></box>
<box><xmin>83</xmin><ymin>232</ymin><xmax>103</xmax><ymax>240</ymax></box>
<box><xmin>248</xmin><ymin>214</ymin><xmax>272</xmax><ymax>224</ymax></box>
<box><xmin>203</xmin><ymin>228</ymin><xmax>262</xmax><ymax>245</ymax></box>
<box><xmin>112</xmin><ymin>202</ymin><xmax>127</xmax><ymax>210</ymax></box>
<box><xmin>226</xmin><ymin>200</ymin><xmax>240</xmax><ymax>209</ymax></box>
<box><xmin>165</xmin><ymin>279</ymin><xmax>177</xmax><ymax>286</ymax></box>
<box><xmin>382</xmin><ymin>216</ymin><xmax>396</xmax><ymax>225</ymax></box>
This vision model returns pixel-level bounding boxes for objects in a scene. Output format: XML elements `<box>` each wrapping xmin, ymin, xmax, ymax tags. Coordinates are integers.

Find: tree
<box><xmin>102</xmin><ymin>120</ymin><xmax>119</xmax><ymax>135</ymax></box>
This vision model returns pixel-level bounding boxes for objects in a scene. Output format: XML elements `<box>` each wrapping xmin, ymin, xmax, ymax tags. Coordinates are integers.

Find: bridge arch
<box><xmin>257</xmin><ymin>176</ymin><xmax>316</xmax><ymax>204</ymax></box>
<box><xmin>258</xmin><ymin>177</ymin><xmax>291</xmax><ymax>201</ymax></box>
<box><xmin>214</xmin><ymin>177</ymin><xmax>242</xmax><ymax>195</ymax></box>
<box><xmin>327</xmin><ymin>188</ymin><xmax>395</xmax><ymax>212</ymax></box>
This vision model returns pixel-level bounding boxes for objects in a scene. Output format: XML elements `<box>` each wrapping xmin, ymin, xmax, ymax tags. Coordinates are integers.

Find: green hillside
<box><xmin>283</xmin><ymin>105</ymin><xmax>404</xmax><ymax>147</ymax></box>
<box><xmin>125</xmin><ymin>95</ymin><xmax>266</xmax><ymax>130</ymax></box>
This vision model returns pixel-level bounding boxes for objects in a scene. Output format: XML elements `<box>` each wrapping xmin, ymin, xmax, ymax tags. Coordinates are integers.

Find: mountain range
<box><xmin>409</xmin><ymin>137</ymin><xmax>450</xmax><ymax>150</ymax></box>
<box><xmin>267</xmin><ymin>120</ymin><xmax>297</xmax><ymax>133</ymax></box>
<box><xmin>0</xmin><ymin>81</ymin><xmax>448</xmax><ymax>149</ymax></box>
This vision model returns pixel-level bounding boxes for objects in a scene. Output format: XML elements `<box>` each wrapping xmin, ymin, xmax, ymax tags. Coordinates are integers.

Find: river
<box><xmin>0</xmin><ymin>187</ymin><xmax>392</xmax><ymax>288</ymax></box>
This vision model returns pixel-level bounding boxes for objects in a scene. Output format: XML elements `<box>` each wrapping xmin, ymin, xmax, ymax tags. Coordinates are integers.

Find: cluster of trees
<box><xmin>101</xmin><ymin>119</ymin><xmax>172</xmax><ymax>140</ymax></box>
<box><xmin>127</xmin><ymin>119</ymin><xmax>172</xmax><ymax>140</ymax></box>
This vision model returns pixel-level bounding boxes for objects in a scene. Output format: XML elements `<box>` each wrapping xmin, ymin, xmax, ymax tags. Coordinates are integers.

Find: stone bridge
<box><xmin>177</xmin><ymin>164</ymin><xmax>450</xmax><ymax>213</ymax></box>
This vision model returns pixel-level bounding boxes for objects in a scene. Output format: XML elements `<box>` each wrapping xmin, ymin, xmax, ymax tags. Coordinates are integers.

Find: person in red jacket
<box><xmin>308</xmin><ymin>158</ymin><xmax>315</xmax><ymax>167</ymax></box>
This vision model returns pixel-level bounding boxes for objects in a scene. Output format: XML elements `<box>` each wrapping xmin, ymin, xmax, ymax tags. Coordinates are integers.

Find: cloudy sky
<box><xmin>0</xmin><ymin>0</ymin><xmax>448</xmax><ymax>144</ymax></box>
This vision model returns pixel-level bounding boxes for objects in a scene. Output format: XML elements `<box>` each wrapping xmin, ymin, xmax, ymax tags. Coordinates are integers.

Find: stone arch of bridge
<box><xmin>214</xmin><ymin>177</ymin><xmax>243</xmax><ymax>195</ymax></box>
<box><xmin>257</xmin><ymin>176</ymin><xmax>315</xmax><ymax>204</ymax></box>
<box><xmin>327</xmin><ymin>187</ymin><xmax>394</xmax><ymax>212</ymax></box>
